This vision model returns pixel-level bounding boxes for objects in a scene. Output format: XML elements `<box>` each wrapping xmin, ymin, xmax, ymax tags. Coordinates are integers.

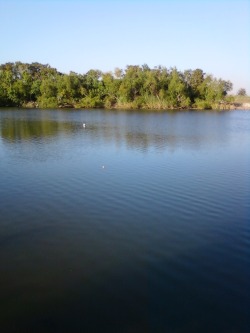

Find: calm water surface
<box><xmin>0</xmin><ymin>108</ymin><xmax>249</xmax><ymax>333</ymax></box>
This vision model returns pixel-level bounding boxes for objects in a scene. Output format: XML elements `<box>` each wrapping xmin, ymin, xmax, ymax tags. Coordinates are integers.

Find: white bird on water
<box><xmin>83</xmin><ymin>123</ymin><xmax>86</xmax><ymax>128</ymax></box>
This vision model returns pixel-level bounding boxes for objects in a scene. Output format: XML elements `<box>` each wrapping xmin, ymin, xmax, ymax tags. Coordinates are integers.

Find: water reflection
<box><xmin>0</xmin><ymin>118</ymin><xmax>74</xmax><ymax>142</ymax></box>
<box><xmin>0</xmin><ymin>109</ymin><xmax>229</xmax><ymax>152</ymax></box>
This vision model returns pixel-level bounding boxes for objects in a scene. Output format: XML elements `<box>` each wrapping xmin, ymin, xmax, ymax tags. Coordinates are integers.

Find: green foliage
<box><xmin>167</xmin><ymin>69</ymin><xmax>190</xmax><ymax>108</ymax></box>
<box><xmin>194</xmin><ymin>99</ymin><xmax>212</xmax><ymax>110</ymax></box>
<box><xmin>79</xmin><ymin>96</ymin><xmax>104</xmax><ymax>108</ymax></box>
<box><xmin>0</xmin><ymin>61</ymin><xmax>233</xmax><ymax>110</ymax></box>
<box><xmin>37</xmin><ymin>96</ymin><xmax>58</xmax><ymax>108</ymax></box>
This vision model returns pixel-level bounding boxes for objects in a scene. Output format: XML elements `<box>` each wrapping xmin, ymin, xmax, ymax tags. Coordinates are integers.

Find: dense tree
<box><xmin>184</xmin><ymin>68</ymin><xmax>205</xmax><ymax>102</ymax></box>
<box><xmin>167</xmin><ymin>68</ymin><xmax>190</xmax><ymax>108</ymax></box>
<box><xmin>0</xmin><ymin>61</ymin><xmax>233</xmax><ymax>110</ymax></box>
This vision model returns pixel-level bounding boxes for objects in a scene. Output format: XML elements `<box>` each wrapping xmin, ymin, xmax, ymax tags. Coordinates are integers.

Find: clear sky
<box><xmin>0</xmin><ymin>0</ymin><xmax>249</xmax><ymax>93</ymax></box>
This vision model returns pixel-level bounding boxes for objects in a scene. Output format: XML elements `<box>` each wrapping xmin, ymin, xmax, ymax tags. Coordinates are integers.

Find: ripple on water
<box><xmin>0</xmin><ymin>109</ymin><xmax>249</xmax><ymax>333</ymax></box>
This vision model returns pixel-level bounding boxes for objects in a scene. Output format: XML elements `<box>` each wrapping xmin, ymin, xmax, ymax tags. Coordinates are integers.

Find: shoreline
<box><xmin>232</xmin><ymin>102</ymin><xmax>250</xmax><ymax>110</ymax></box>
<box><xmin>22</xmin><ymin>102</ymin><xmax>250</xmax><ymax>111</ymax></box>
<box><xmin>1</xmin><ymin>102</ymin><xmax>250</xmax><ymax>111</ymax></box>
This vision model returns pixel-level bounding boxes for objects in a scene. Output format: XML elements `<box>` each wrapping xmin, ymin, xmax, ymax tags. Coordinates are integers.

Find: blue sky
<box><xmin>0</xmin><ymin>0</ymin><xmax>249</xmax><ymax>93</ymax></box>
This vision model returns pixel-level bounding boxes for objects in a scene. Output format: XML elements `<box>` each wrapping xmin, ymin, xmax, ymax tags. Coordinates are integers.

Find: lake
<box><xmin>0</xmin><ymin>108</ymin><xmax>249</xmax><ymax>333</ymax></box>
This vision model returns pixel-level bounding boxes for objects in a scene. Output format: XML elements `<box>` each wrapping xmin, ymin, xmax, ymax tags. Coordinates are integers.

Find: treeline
<box><xmin>0</xmin><ymin>62</ymin><xmax>233</xmax><ymax>110</ymax></box>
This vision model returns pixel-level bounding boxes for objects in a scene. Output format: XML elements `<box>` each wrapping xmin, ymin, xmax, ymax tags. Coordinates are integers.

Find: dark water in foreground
<box><xmin>0</xmin><ymin>108</ymin><xmax>249</xmax><ymax>333</ymax></box>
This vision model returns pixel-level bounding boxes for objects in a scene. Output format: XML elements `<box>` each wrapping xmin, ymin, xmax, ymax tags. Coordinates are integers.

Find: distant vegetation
<box><xmin>0</xmin><ymin>61</ymin><xmax>236</xmax><ymax>110</ymax></box>
<box><xmin>237</xmin><ymin>88</ymin><xmax>247</xmax><ymax>96</ymax></box>
<box><xmin>234</xmin><ymin>95</ymin><xmax>250</xmax><ymax>104</ymax></box>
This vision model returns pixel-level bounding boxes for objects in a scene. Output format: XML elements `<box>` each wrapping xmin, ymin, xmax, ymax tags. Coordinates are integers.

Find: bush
<box><xmin>37</xmin><ymin>97</ymin><xmax>58</xmax><ymax>108</ymax></box>
<box><xmin>194</xmin><ymin>99</ymin><xmax>212</xmax><ymax>109</ymax></box>
<box><xmin>132</xmin><ymin>96</ymin><xmax>145</xmax><ymax>109</ymax></box>
<box><xmin>104</xmin><ymin>96</ymin><xmax>116</xmax><ymax>108</ymax></box>
<box><xmin>79</xmin><ymin>96</ymin><xmax>104</xmax><ymax>108</ymax></box>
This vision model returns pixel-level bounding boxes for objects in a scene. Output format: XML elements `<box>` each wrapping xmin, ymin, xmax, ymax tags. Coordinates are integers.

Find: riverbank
<box><xmin>20</xmin><ymin>101</ymin><xmax>250</xmax><ymax>110</ymax></box>
<box><xmin>233</xmin><ymin>102</ymin><xmax>250</xmax><ymax>110</ymax></box>
<box><xmin>21</xmin><ymin>95</ymin><xmax>250</xmax><ymax>111</ymax></box>
<box><xmin>231</xmin><ymin>96</ymin><xmax>250</xmax><ymax>110</ymax></box>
